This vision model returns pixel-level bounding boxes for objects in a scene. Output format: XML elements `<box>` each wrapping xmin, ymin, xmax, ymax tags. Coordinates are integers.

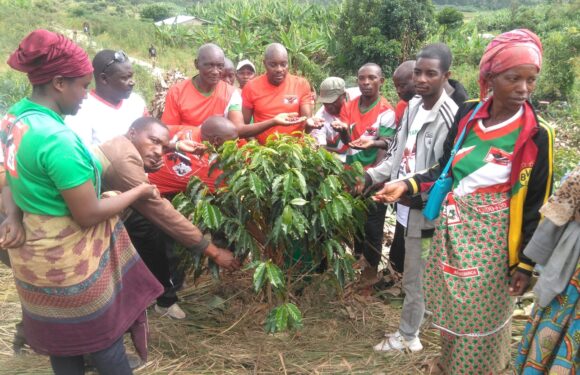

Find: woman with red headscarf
<box><xmin>373</xmin><ymin>29</ymin><xmax>554</xmax><ymax>374</ymax></box>
<box><xmin>0</xmin><ymin>29</ymin><xmax>162</xmax><ymax>374</ymax></box>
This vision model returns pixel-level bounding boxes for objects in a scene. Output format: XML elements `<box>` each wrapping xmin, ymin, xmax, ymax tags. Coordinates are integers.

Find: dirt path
<box><xmin>56</xmin><ymin>26</ymin><xmax>165</xmax><ymax>81</ymax></box>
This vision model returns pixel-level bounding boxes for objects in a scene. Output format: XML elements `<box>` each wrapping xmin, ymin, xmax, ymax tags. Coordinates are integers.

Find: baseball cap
<box><xmin>236</xmin><ymin>59</ymin><xmax>256</xmax><ymax>72</ymax></box>
<box><xmin>319</xmin><ymin>77</ymin><xmax>346</xmax><ymax>103</ymax></box>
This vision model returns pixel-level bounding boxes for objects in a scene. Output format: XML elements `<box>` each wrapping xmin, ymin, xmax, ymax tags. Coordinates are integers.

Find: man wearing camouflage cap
<box><xmin>310</xmin><ymin>77</ymin><xmax>360</xmax><ymax>160</ymax></box>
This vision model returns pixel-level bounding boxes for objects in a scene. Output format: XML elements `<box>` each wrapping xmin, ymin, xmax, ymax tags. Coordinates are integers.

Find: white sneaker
<box><xmin>373</xmin><ymin>331</ymin><xmax>423</xmax><ymax>353</ymax></box>
<box><xmin>155</xmin><ymin>303</ymin><xmax>186</xmax><ymax>319</ymax></box>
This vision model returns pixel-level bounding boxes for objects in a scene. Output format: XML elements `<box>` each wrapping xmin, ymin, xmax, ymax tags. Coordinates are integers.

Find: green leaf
<box><xmin>275</xmin><ymin>303</ymin><xmax>289</xmax><ymax>331</ymax></box>
<box><xmin>249</xmin><ymin>172</ymin><xmax>266</xmax><ymax>199</ymax></box>
<box><xmin>265</xmin><ymin>261</ymin><xmax>284</xmax><ymax>290</ymax></box>
<box><xmin>281</xmin><ymin>205</ymin><xmax>293</xmax><ymax>234</ymax></box>
<box><xmin>201</xmin><ymin>203</ymin><xmax>223</xmax><ymax>230</ymax></box>
<box><xmin>285</xmin><ymin>303</ymin><xmax>303</xmax><ymax>329</ymax></box>
<box><xmin>292</xmin><ymin>168</ymin><xmax>307</xmax><ymax>195</ymax></box>
<box><xmin>253</xmin><ymin>262</ymin><xmax>267</xmax><ymax>293</ymax></box>
<box><xmin>290</xmin><ymin>198</ymin><xmax>308</xmax><ymax>206</ymax></box>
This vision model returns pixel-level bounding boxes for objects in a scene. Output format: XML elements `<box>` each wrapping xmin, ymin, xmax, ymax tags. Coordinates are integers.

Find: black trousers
<box><xmin>50</xmin><ymin>336</ymin><xmax>131</xmax><ymax>375</ymax></box>
<box><xmin>123</xmin><ymin>211</ymin><xmax>179</xmax><ymax>307</ymax></box>
<box><xmin>389</xmin><ymin>220</ymin><xmax>406</xmax><ymax>273</ymax></box>
<box><xmin>354</xmin><ymin>202</ymin><xmax>387</xmax><ymax>268</ymax></box>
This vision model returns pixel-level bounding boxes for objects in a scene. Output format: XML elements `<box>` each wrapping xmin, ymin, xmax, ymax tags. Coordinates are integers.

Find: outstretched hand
<box><xmin>372</xmin><ymin>180</ymin><xmax>409</xmax><ymax>204</ymax></box>
<box><xmin>176</xmin><ymin>140</ymin><xmax>207</xmax><ymax>156</ymax></box>
<box><xmin>349</xmin><ymin>138</ymin><xmax>374</xmax><ymax>150</ymax></box>
<box><xmin>330</xmin><ymin>120</ymin><xmax>349</xmax><ymax>133</ymax></box>
<box><xmin>305</xmin><ymin>117</ymin><xmax>325</xmax><ymax>131</ymax></box>
<box><xmin>273</xmin><ymin>112</ymin><xmax>307</xmax><ymax>126</ymax></box>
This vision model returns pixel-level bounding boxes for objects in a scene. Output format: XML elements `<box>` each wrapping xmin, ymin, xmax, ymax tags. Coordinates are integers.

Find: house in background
<box><xmin>154</xmin><ymin>15</ymin><xmax>212</xmax><ymax>27</ymax></box>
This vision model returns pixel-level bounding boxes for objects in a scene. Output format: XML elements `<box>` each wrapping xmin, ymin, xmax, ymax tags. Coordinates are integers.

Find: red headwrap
<box><xmin>7</xmin><ymin>29</ymin><xmax>93</xmax><ymax>85</ymax></box>
<box><xmin>478</xmin><ymin>29</ymin><xmax>543</xmax><ymax>99</ymax></box>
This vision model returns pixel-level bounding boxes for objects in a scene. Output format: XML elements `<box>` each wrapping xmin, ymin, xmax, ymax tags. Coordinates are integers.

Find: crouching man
<box><xmin>93</xmin><ymin>117</ymin><xmax>240</xmax><ymax>319</ymax></box>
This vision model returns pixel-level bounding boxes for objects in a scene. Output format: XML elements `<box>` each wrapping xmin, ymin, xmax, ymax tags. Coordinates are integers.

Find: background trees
<box><xmin>335</xmin><ymin>0</ymin><xmax>434</xmax><ymax>77</ymax></box>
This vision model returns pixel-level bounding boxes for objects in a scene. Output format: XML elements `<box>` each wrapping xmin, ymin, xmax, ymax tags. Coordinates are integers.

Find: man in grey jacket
<box><xmin>368</xmin><ymin>43</ymin><xmax>459</xmax><ymax>353</ymax></box>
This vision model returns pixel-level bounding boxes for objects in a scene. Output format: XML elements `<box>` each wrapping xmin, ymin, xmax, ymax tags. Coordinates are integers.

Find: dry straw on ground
<box><xmin>0</xmin><ymin>262</ymin><xmax>528</xmax><ymax>374</ymax></box>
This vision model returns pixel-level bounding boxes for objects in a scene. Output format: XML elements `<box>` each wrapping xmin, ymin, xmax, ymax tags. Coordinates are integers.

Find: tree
<box><xmin>436</xmin><ymin>7</ymin><xmax>464</xmax><ymax>41</ymax></box>
<box><xmin>140</xmin><ymin>3</ymin><xmax>175</xmax><ymax>22</ymax></box>
<box><xmin>336</xmin><ymin>0</ymin><xmax>434</xmax><ymax>77</ymax></box>
<box><xmin>173</xmin><ymin>134</ymin><xmax>368</xmax><ymax>332</ymax></box>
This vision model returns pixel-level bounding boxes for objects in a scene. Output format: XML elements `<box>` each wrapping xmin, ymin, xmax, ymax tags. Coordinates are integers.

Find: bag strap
<box><xmin>438</xmin><ymin>101</ymin><xmax>484</xmax><ymax>179</ymax></box>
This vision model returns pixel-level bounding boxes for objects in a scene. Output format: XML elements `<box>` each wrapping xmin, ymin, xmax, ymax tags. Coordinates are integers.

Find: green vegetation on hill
<box><xmin>0</xmin><ymin>0</ymin><xmax>578</xmax><ymax>179</ymax></box>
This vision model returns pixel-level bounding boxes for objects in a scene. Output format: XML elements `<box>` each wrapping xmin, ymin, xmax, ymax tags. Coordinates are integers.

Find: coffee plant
<box><xmin>173</xmin><ymin>134</ymin><xmax>368</xmax><ymax>332</ymax></box>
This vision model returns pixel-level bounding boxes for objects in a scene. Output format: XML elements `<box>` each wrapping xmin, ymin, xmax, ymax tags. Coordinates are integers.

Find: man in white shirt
<box><xmin>310</xmin><ymin>77</ymin><xmax>360</xmax><ymax>161</ymax></box>
<box><xmin>66</xmin><ymin>49</ymin><xmax>148</xmax><ymax>146</ymax></box>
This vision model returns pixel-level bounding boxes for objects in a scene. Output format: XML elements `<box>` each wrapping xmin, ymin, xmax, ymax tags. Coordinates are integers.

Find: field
<box><xmin>0</xmin><ymin>0</ymin><xmax>577</xmax><ymax>373</ymax></box>
<box><xmin>0</xmin><ymin>263</ymin><xmax>531</xmax><ymax>374</ymax></box>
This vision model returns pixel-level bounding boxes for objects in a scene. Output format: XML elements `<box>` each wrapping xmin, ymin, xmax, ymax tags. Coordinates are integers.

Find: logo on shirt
<box><xmin>167</xmin><ymin>152</ymin><xmax>193</xmax><ymax>177</ymax></box>
<box><xmin>519</xmin><ymin>167</ymin><xmax>532</xmax><ymax>186</ymax></box>
<box><xmin>1</xmin><ymin>115</ymin><xmax>29</xmax><ymax>178</ymax></box>
<box><xmin>364</xmin><ymin>127</ymin><xmax>378</xmax><ymax>137</ymax></box>
<box><xmin>283</xmin><ymin>95</ymin><xmax>298</xmax><ymax>104</ymax></box>
<box><xmin>484</xmin><ymin>147</ymin><xmax>512</xmax><ymax>166</ymax></box>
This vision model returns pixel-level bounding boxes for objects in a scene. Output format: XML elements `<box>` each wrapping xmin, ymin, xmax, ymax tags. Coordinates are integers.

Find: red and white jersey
<box><xmin>65</xmin><ymin>90</ymin><xmax>148</xmax><ymax>146</ymax></box>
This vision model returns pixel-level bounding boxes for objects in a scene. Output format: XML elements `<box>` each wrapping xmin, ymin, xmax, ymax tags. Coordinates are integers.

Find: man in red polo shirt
<box><xmin>149</xmin><ymin>117</ymin><xmax>238</xmax><ymax>195</ymax></box>
<box><xmin>331</xmin><ymin>63</ymin><xmax>397</xmax><ymax>281</ymax></box>
<box><xmin>240</xmin><ymin>43</ymin><xmax>313</xmax><ymax>143</ymax></box>
<box><xmin>151</xmin><ymin>43</ymin><xmax>243</xmax><ymax>187</ymax></box>
<box><xmin>161</xmin><ymin>43</ymin><xmax>243</xmax><ymax>140</ymax></box>
<box><xmin>392</xmin><ymin>60</ymin><xmax>416</xmax><ymax>127</ymax></box>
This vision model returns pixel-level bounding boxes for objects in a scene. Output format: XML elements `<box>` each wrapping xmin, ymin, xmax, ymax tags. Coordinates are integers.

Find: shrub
<box><xmin>534</xmin><ymin>28</ymin><xmax>580</xmax><ymax>102</ymax></box>
<box><xmin>140</xmin><ymin>3</ymin><xmax>176</xmax><ymax>22</ymax></box>
<box><xmin>0</xmin><ymin>71</ymin><xmax>30</xmax><ymax>114</ymax></box>
<box><xmin>437</xmin><ymin>6</ymin><xmax>464</xmax><ymax>41</ymax></box>
<box><xmin>173</xmin><ymin>134</ymin><xmax>368</xmax><ymax>332</ymax></box>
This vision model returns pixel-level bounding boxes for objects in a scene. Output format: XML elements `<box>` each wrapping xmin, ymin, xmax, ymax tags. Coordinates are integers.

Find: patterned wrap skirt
<box><xmin>424</xmin><ymin>191</ymin><xmax>513</xmax><ymax>374</ymax></box>
<box><xmin>7</xmin><ymin>213</ymin><xmax>163</xmax><ymax>357</ymax></box>
<box><xmin>515</xmin><ymin>259</ymin><xmax>580</xmax><ymax>374</ymax></box>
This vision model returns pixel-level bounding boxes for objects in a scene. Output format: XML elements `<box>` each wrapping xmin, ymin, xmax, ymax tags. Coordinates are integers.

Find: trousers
<box><xmin>398</xmin><ymin>236</ymin><xmax>428</xmax><ymax>340</ymax></box>
<box><xmin>354</xmin><ymin>202</ymin><xmax>387</xmax><ymax>268</ymax></box>
<box><xmin>123</xmin><ymin>210</ymin><xmax>179</xmax><ymax>307</ymax></box>
<box><xmin>49</xmin><ymin>336</ymin><xmax>131</xmax><ymax>375</ymax></box>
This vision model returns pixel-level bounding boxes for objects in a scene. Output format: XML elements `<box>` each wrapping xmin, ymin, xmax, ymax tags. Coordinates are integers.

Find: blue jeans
<box><xmin>49</xmin><ymin>336</ymin><xmax>132</xmax><ymax>375</ymax></box>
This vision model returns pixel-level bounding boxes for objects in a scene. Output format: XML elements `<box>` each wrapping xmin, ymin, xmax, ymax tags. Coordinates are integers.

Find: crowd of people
<box><xmin>0</xmin><ymin>26</ymin><xmax>577</xmax><ymax>375</ymax></box>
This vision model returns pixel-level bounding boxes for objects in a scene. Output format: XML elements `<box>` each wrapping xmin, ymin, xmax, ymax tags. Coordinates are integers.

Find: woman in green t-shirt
<box><xmin>0</xmin><ymin>29</ymin><xmax>162</xmax><ymax>375</ymax></box>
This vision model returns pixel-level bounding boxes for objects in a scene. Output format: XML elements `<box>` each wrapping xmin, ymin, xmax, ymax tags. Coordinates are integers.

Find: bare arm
<box><xmin>238</xmin><ymin>107</ymin><xmax>304</xmax><ymax>139</ymax></box>
<box><xmin>0</xmin><ymin>185</ymin><xmax>25</xmax><ymax>248</ymax></box>
<box><xmin>61</xmin><ymin>180</ymin><xmax>157</xmax><ymax>228</ymax></box>
<box><xmin>238</xmin><ymin>106</ymin><xmax>275</xmax><ymax>138</ymax></box>
<box><xmin>299</xmin><ymin>102</ymin><xmax>312</xmax><ymax>119</ymax></box>
<box><xmin>227</xmin><ymin>109</ymin><xmax>245</xmax><ymax>128</ymax></box>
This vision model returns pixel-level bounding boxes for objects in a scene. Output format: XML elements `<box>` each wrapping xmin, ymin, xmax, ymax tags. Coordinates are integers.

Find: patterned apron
<box><xmin>424</xmin><ymin>191</ymin><xmax>513</xmax><ymax>374</ymax></box>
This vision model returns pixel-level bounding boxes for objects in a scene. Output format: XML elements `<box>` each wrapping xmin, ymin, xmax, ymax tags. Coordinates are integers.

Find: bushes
<box><xmin>0</xmin><ymin>71</ymin><xmax>30</xmax><ymax>114</ymax></box>
<box><xmin>173</xmin><ymin>134</ymin><xmax>367</xmax><ymax>332</ymax></box>
<box><xmin>139</xmin><ymin>3</ymin><xmax>177</xmax><ymax>22</ymax></box>
<box><xmin>534</xmin><ymin>28</ymin><xmax>580</xmax><ymax>102</ymax></box>
<box><xmin>335</xmin><ymin>0</ymin><xmax>434</xmax><ymax>77</ymax></box>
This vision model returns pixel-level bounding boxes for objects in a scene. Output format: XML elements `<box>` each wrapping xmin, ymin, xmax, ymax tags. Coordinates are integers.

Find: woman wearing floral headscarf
<box><xmin>373</xmin><ymin>29</ymin><xmax>554</xmax><ymax>374</ymax></box>
<box><xmin>515</xmin><ymin>164</ymin><xmax>580</xmax><ymax>374</ymax></box>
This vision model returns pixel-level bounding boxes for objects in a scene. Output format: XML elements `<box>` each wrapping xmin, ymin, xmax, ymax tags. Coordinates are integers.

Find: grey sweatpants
<box><xmin>398</xmin><ymin>236</ymin><xmax>430</xmax><ymax>340</ymax></box>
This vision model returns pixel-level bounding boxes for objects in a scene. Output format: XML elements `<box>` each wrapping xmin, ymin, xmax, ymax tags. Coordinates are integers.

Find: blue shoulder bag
<box><xmin>422</xmin><ymin>101</ymin><xmax>483</xmax><ymax>221</ymax></box>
